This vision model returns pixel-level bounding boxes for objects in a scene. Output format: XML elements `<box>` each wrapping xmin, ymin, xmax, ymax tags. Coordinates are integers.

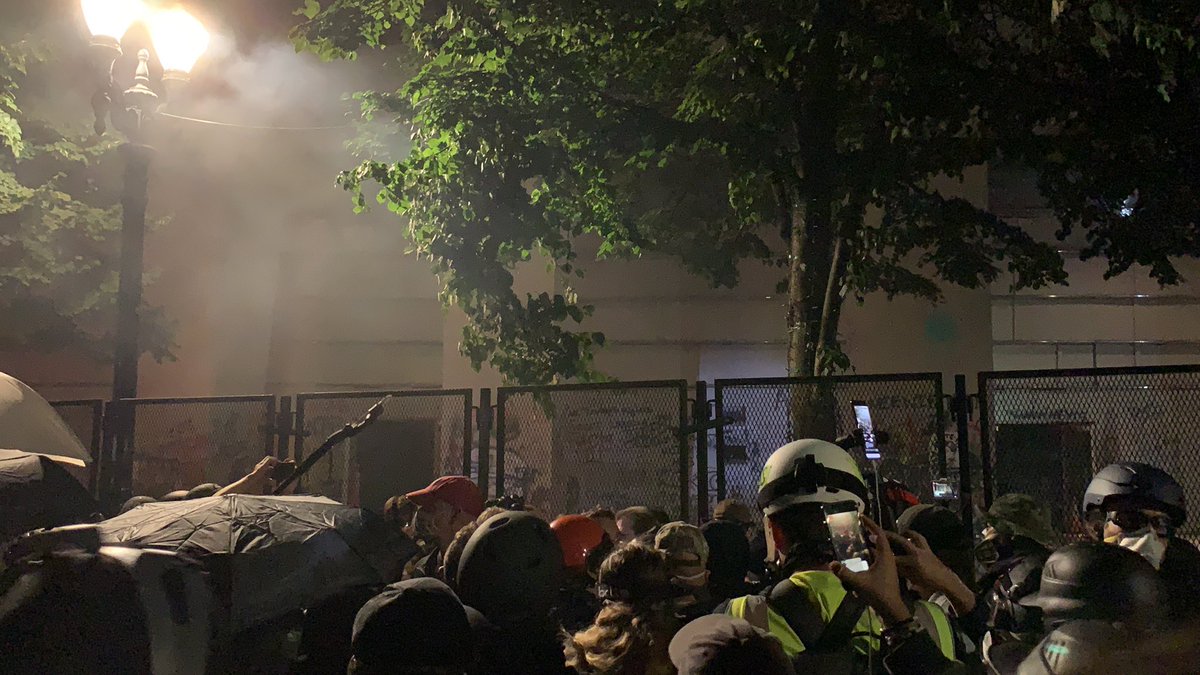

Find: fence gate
<box><xmin>49</xmin><ymin>399</ymin><xmax>104</xmax><ymax>494</ymax></box>
<box><xmin>494</xmin><ymin>381</ymin><xmax>691</xmax><ymax>521</ymax></box>
<box><xmin>292</xmin><ymin>390</ymin><xmax>473</xmax><ymax>511</ymax></box>
<box><xmin>119</xmin><ymin>395</ymin><xmax>276</xmax><ymax>500</ymax></box>
<box><xmin>712</xmin><ymin>374</ymin><xmax>948</xmax><ymax>517</ymax></box>
<box><xmin>979</xmin><ymin>365</ymin><xmax>1200</xmax><ymax>540</ymax></box>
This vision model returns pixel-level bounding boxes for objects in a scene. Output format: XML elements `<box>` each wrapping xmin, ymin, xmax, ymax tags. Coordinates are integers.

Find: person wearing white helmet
<box><xmin>723</xmin><ymin>439</ymin><xmax>964</xmax><ymax>674</ymax></box>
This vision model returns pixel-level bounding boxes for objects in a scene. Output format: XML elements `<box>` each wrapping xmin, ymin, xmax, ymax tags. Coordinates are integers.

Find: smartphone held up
<box><xmin>823</xmin><ymin>501</ymin><xmax>872</xmax><ymax>573</ymax></box>
<box><xmin>851</xmin><ymin>401</ymin><xmax>881</xmax><ymax>461</ymax></box>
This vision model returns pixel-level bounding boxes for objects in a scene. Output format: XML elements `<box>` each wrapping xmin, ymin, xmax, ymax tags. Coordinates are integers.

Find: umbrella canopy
<box><xmin>97</xmin><ymin>494</ymin><xmax>416</xmax><ymax>631</ymax></box>
<box><xmin>0</xmin><ymin>372</ymin><xmax>90</xmax><ymax>466</ymax></box>
<box><xmin>0</xmin><ymin>449</ymin><xmax>98</xmax><ymax>543</ymax></box>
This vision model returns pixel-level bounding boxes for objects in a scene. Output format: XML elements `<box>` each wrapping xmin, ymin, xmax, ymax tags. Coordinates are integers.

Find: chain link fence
<box><xmin>712</xmin><ymin>375</ymin><xmax>947</xmax><ymax>516</ymax></box>
<box><xmin>48</xmin><ymin>399</ymin><xmax>104</xmax><ymax>492</ymax></box>
<box><xmin>122</xmin><ymin>396</ymin><xmax>276</xmax><ymax>499</ymax></box>
<box><xmin>495</xmin><ymin>381</ymin><xmax>690</xmax><ymax>521</ymax></box>
<box><xmin>293</xmin><ymin>390</ymin><xmax>472</xmax><ymax>511</ymax></box>
<box><xmin>979</xmin><ymin>365</ymin><xmax>1200</xmax><ymax>540</ymax></box>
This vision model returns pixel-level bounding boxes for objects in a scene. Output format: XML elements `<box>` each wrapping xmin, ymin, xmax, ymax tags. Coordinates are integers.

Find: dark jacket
<box><xmin>553</xmin><ymin>580</ymin><xmax>600</xmax><ymax>634</ymax></box>
<box><xmin>1160</xmin><ymin>535</ymin><xmax>1200</xmax><ymax>622</ymax></box>
<box><xmin>466</xmin><ymin>606</ymin><xmax>572</xmax><ymax>675</ymax></box>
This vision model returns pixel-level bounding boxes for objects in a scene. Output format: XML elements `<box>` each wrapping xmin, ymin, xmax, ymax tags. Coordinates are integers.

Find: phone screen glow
<box><xmin>853</xmin><ymin>404</ymin><xmax>880</xmax><ymax>461</ymax></box>
<box><xmin>825</xmin><ymin>506</ymin><xmax>871</xmax><ymax>572</ymax></box>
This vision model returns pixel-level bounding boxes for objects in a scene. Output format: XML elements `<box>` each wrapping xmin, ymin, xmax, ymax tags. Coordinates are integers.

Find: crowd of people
<box><xmin>3</xmin><ymin>436</ymin><xmax>1200</xmax><ymax>674</ymax></box>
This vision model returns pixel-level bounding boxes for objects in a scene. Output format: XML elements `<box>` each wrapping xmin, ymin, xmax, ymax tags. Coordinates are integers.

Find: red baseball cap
<box><xmin>405</xmin><ymin>476</ymin><xmax>484</xmax><ymax>518</ymax></box>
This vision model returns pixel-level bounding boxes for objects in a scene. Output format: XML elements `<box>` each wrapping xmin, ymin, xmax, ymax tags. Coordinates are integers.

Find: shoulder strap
<box><xmin>765</xmin><ymin>578</ymin><xmax>826</xmax><ymax>648</ymax></box>
<box><xmin>766</xmin><ymin>578</ymin><xmax>868</xmax><ymax>653</ymax></box>
<box><xmin>812</xmin><ymin>591</ymin><xmax>868</xmax><ymax>653</ymax></box>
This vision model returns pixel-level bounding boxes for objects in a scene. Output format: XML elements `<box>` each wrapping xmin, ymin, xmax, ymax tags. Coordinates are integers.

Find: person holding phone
<box><xmin>722</xmin><ymin>438</ymin><xmax>963</xmax><ymax>674</ymax></box>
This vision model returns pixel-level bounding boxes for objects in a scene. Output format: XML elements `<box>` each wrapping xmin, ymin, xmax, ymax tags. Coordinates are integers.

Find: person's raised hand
<box><xmin>893</xmin><ymin>530</ymin><xmax>976</xmax><ymax>614</ymax></box>
<box><xmin>250</xmin><ymin>455</ymin><xmax>280</xmax><ymax>478</ymax></box>
<box><xmin>829</xmin><ymin>515</ymin><xmax>912</xmax><ymax>626</ymax></box>
<box><xmin>216</xmin><ymin>456</ymin><xmax>280</xmax><ymax>497</ymax></box>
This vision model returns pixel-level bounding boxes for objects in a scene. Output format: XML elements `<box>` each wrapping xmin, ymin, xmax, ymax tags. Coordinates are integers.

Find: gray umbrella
<box><xmin>98</xmin><ymin>494</ymin><xmax>415</xmax><ymax>631</ymax></box>
<box><xmin>0</xmin><ymin>449</ymin><xmax>97</xmax><ymax>543</ymax></box>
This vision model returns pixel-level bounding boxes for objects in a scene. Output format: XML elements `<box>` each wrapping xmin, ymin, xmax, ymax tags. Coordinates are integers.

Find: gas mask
<box><xmin>1105</xmin><ymin>510</ymin><xmax>1170</xmax><ymax>569</ymax></box>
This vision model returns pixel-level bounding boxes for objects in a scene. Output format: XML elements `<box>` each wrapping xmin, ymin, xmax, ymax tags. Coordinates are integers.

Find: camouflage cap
<box><xmin>713</xmin><ymin>499</ymin><xmax>757</xmax><ymax>526</ymax></box>
<box><xmin>985</xmin><ymin>493</ymin><xmax>1056</xmax><ymax>548</ymax></box>
<box><xmin>654</xmin><ymin>521</ymin><xmax>710</xmax><ymax>577</ymax></box>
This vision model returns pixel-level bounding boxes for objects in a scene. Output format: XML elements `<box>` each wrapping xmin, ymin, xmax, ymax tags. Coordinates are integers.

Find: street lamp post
<box><xmin>80</xmin><ymin>0</ymin><xmax>209</xmax><ymax>501</ymax></box>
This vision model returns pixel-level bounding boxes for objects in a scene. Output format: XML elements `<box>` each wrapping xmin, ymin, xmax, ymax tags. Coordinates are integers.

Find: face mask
<box><xmin>1111</xmin><ymin>527</ymin><xmax>1167</xmax><ymax>569</ymax></box>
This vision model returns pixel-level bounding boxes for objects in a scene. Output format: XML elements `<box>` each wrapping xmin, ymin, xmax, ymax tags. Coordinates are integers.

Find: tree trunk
<box><xmin>784</xmin><ymin>194</ymin><xmax>837</xmax><ymax>379</ymax></box>
<box><xmin>784</xmin><ymin>0</ymin><xmax>847</xmax><ymax>440</ymax></box>
<box><xmin>814</xmin><ymin>199</ymin><xmax>858</xmax><ymax>371</ymax></box>
<box><xmin>814</xmin><ymin>233</ymin><xmax>844</xmax><ymax>370</ymax></box>
<box><xmin>785</xmin><ymin>197</ymin><xmax>809</xmax><ymax>377</ymax></box>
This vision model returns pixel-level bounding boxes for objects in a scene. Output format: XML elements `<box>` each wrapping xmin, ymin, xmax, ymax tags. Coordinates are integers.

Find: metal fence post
<box><xmin>954</xmin><ymin>375</ymin><xmax>974</xmax><ymax>537</ymax></box>
<box><xmin>110</xmin><ymin>399</ymin><xmax>134</xmax><ymax>507</ymax></box>
<box><xmin>88</xmin><ymin>401</ymin><xmax>103</xmax><ymax>497</ymax></box>
<box><xmin>976</xmin><ymin>372</ymin><xmax>994</xmax><ymax>509</ymax></box>
<box><xmin>678</xmin><ymin>382</ymin><xmax>690</xmax><ymax>523</ymax></box>
<box><xmin>292</xmin><ymin>397</ymin><xmax>306</xmax><ymax>491</ymax></box>
<box><xmin>263</xmin><ymin>397</ymin><xmax>277</xmax><ymax>457</ymax></box>
<box><xmin>462</xmin><ymin>391</ymin><xmax>474</xmax><ymax>477</ymax></box>
<box><xmin>714</xmin><ymin>383</ymin><xmax>727</xmax><ymax>502</ymax></box>
<box><xmin>694</xmin><ymin>381</ymin><xmax>710</xmax><ymax>522</ymax></box>
<box><xmin>98</xmin><ymin>402</ymin><xmax>117</xmax><ymax>512</ymax></box>
<box><xmin>933</xmin><ymin>378</ymin><xmax>948</xmax><ymax>478</ymax></box>
<box><xmin>276</xmin><ymin>396</ymin><xmax>293</xmax><ymax>459</ymax></box>
<box><xmin>478</xmin><ymin>388</ymin><xmax>493</xmax><ymax>498</ymax></box>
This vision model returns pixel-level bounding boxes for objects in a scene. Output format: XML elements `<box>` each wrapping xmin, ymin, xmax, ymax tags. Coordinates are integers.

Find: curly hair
<box><xmin>563</xmin><ymin>544</ymin><xmax>677</xmax><ymax>675</ymax></box>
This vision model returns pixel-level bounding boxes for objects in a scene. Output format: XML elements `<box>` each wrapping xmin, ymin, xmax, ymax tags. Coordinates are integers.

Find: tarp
<box><xmin>0</xmin><ymin>372</ymin><xmax>91</xmax><ymax>466</ymax></box>
<box><xmin>97</xmin><ymin>494</ymin><xmax>416</xmax><ymax>631</ymax></box>
<box><xmin>0</xmin><ymin>449</ymin><xmax>98</xmax><ymax>542</ymax></box>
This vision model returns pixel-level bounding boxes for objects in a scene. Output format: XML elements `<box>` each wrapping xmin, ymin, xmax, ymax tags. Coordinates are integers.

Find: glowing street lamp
<box><xmin>79</xmin><ymin>0</ymin><xmax>210</xmax><ymax>502</ymax></box>
<box><xmin>80</xmin><ymin>0</ymin><xmax>146</xmax><ymax>53</ymax></box>
<box><xmin>148</xmin><ymin>8</ymin><xmax>211</xmax><ymax>80</ymax></box>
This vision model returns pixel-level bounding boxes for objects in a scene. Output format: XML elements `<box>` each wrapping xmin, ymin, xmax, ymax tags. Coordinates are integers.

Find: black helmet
<box><xmin>1016</xmin><ymin>620</ymin><xmax>1135</xmax><ymax>675</ymax></box>
<box><xmin>1018</xmin><ymin>542</ymin><xmax>1164</xmax><ymax>629</ymax></box>
<box><xmin>456</xmin><ymin>511</ymin><xmax>563</xmax><ymax>629</ymax></box>
<box><xmin>1082</xmin><ymin>462</ymin><xmax>1186</xmax><ymax>526</ymax></box>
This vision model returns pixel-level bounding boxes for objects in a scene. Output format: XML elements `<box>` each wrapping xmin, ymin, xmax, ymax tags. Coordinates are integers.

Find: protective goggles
<box><xmin>1106</xmin><ymin>509</ymin><xmax>1169</xmax><ymax>533</ymax></box>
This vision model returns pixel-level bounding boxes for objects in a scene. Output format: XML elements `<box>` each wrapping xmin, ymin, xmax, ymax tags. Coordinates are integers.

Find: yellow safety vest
<box><xmin>727</xmin><ymin>571</ymin><xmax>957</xmax><ymax>661</ymax></box>
<box><xmin>914</xmin><ymin>599</ymin><xmax>957</xmax><ymax>660</ymax></box>
<box><xmin>727</xmin><ymin>570</ymin><xmax>881</xmax><ymax>658</ymax></box>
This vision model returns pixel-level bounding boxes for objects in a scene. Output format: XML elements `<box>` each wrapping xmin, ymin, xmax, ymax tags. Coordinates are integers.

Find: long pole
<box><xmin>111</xmin><ymin>142</ymin><xmax>152</xmax><ymax>403</ymax></box>
<box><xmin>108</xmin><ymin>141</ymin><xmax>153</xmax><ymax>503</ymax></box>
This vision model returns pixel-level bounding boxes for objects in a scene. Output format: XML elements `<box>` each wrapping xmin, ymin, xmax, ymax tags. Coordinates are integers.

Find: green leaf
<box><xmin>0</xmin><ymin>109</ymin><xmax>22</xmax><ymax>157</ymax></box>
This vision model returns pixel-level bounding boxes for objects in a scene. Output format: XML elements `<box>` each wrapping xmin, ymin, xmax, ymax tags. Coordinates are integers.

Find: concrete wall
<box><xmin>988</xmin><ymin>166</ymin><xmax>1200</xmax><ymax>370</ymax></box>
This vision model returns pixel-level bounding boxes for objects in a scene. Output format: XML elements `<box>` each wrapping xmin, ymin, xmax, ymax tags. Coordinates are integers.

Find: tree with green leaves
<box><xmin>993</xmin><ymin>2</ymin><xmax>1200</xmax><ymax>285</ymax></box>
<box><xmin>0</xmin><ymin>2</ymin><xmax>172</xmax><ymax>361</ymax></box>
<box><xmin>296</xmin><ymin>0</ymin><xmax>1193</xmax><ymax>384</ymax></box>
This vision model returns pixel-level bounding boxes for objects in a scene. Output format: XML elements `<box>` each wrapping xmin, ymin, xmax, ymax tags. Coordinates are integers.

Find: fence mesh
<box><xmin>49</xmin><ymin>399</ymin><xmax>103</xmax><ymax>458</ymax></box>
<box><xmin>293</xmin><ymin>391</ymin><xmax>472</xmax><ymax>511</ymax></box>
<box><xmin>495</xmin><ymin>382</ymin><xmax>689</xmax><ymax>521</ymax></box>
<box><xmin>713</xmin><ymin>375</ymin><xmax>947</xmax><ymax>515</ymax></box>
<box><xmin>125</xmin><ymin>397</ymin><xmax>275</xmax><ymax>498</ymax></box>
<box><xmin>980</xmin><ymin>366</ymin><xmax>1200</xmax><ymax>540</ymax></box>
<box><xmin>49</xmin><ymin>399</ymin><xmax>104</xmax><ymax>492</ymax></box>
